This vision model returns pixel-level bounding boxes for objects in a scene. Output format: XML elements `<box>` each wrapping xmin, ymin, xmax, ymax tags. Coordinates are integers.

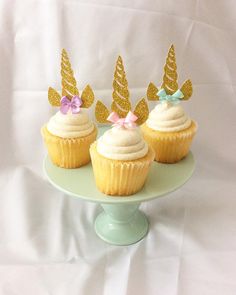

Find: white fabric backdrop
<box><xmin>0</xmin><ymin>0</ymin><xmax>236</xmax><ymax>294</ymax></box>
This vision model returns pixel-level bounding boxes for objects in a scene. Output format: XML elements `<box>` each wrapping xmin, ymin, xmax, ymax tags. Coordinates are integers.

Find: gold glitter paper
<box><xmin>61</xmin><ymin>49</ymin><xmax>79</xmax><ymax>99</ymax></box>
<box><xmin>95</xmin><ymin>55</ymin><xmax>149</xmax><ymax>125</ymax></box>
<box><xmin>111</xmin><ymin>56</ymin><xmax>132</xmax><ymax>117</ymax></box>
<box><xmin>146</xmin><ymin>44</ymin><xmax>193</xmax><ymax>101</ymax></box>
<box><xmin>147</xmin><ymin>82</ymin><xmax>159</xmax><ymax>101</ymax></box>
<box><xmin>81</xmin><ymin>85</ymin><xmax>95</xmax><ymax>108</ymax></box>
<box><xmin>48</xmin><ymin>87</ymin><xmax>61</xmax><ymax>106</ymax></box>
<box><xmin>48</xmin><ymin>48</ymin><xmax>95</xmax><ymax>109</ymax></box>
<box><xmin>111</xmin><ymin>101</ymin><xmax>128</xmax><ymax>118</ymax></box>
<box><xmin>95</xmin><ymin>100</ymin><xmax>110</xmax><ymax>123</ymax></box>
<box><xmin>161</xmin><ymin>44</ymin><xmax>178</xmax><ymax>94</ymax></box>
<box><xmin>113</xmin><ymin>91</ymin><xmax>131</xmax><ymax>110</ymax></box>
<box><xmin>180</xmin><ymin>79</ymin><xmax>193</xmax><ymax>100</ymax></box>
<box><xmin>134</xmin><ymin>98</ymin><xmax>149</xmax><ymax>125</ymax></box>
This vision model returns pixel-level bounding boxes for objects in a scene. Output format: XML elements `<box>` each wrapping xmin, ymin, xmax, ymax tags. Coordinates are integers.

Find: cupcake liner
<box><xmin>141</xmin><ymin>121</ymin><xmax>197</xmax><ymax>163</ymax></box>
<box><xmin>41</xmin><ymin>125</ymin><xmax>97</xmax><ymax>168</ymax></box>
<box><xmin>90</xmin><ymin>143</ymin><xmax>155</xmax><ymax>196</ymax></box>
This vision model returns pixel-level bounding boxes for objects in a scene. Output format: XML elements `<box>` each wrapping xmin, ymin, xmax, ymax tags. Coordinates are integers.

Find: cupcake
<box><xmin>141</xmin><ymin>100</ymin><xmax>197</xmax><ymax>163</ymax></box>
<box><xmin>41</xmin><ymin>49</ymin><xmax>97</xmax><ymax>168</ymax></box>
<box><xmin>41</xmin><ymin>97</ymin><xmax>97</xmax><ymax>168</ymax></box>
<box><xmin>144</xmin><ymin>44</ymin><xmax>197</xmax><ymax>163</ymax></box>
<box><xmin>90</xmin><ymin>111</ymin><xmax>154</xmax><ymax>196</ymax></box>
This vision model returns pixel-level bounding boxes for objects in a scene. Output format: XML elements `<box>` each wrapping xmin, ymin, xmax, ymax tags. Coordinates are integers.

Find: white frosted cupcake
<box><xmin>41</xmin><ymin>106</ymin><xmax>97</xmax><ymax>168</ymax></box>
<box><xmin>145</xmin><ymin>44</ymin><xmax>198</xmax><ymax>163</ymax></box>
<box><xmin>141</xmin><ymin>101</ymin><xmax>197</xmax><ymax>163</ymax></box>
<box><xmin>90</xmin><ymin>112</ymin><xmax>154</xmax><ymax>196</ymax></box>
<box><xmin>42</xmin><ymin>48</ymin><xmax>97</xmax><ymax>168</ymax></box>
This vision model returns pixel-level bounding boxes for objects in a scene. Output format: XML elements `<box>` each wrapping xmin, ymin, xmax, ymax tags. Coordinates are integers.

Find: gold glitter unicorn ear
<box><xmin>147</xmin><ymin>44</ymin><xmax>193</xmax><ymax>101</ymax></box>
<box><xmin>48</xmin><ymin>87</ymin><xmax>61</xmax><ymax>106</ymax></box>
<box><xmin>95</xmin><ymin>55</ymin><xmax>149</xmax><ymax>125</ymax></box>
<box><xmin>180</xmin><ymin>79</ymin><xmax>193</xmax><ymax>100</ymax></box>
<box><xmin>81</xmin><ymin>85</ymin><xmax>95</xmax><ymax>108</ymax></box>
<box><xmin>95</xmin><ymin>100</ymin><xmax>110</xmax><ymax>123</ymax></box>
<box><xmin>147</xmin><ymin>82</ymin><xmax>159</xmax><ymax>101</ymax></box>
<box><xmin>133</xmin><ymin>97</ymin><xmax>149</xmax><ymax>125</ymax></box>
<box><xmin>48</xmin><ymin>49</ymin><xmax>95</xmax><ymax>108</ymax></box>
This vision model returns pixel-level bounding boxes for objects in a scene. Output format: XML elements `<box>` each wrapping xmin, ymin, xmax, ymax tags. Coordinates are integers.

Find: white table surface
<box><xmin>0</xmin><ymin>0</ymin><xmax>236</xmax><ymax>294</ymax></box>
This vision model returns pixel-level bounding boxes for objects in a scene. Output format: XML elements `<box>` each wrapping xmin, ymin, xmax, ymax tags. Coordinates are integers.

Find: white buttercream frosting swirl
<box><xmin>97</xmin><ymin>127</ymin><xmax>148</xmax><ymax>160</ymax></box>
<box><xmin>47</xmin><ymin>109</ymin><xmax>94</xmax><ymax>138</ymax></box>
<box><xmin>146</xmin><ymin>102</ymin><xmax>191</xmax><ymax>132</ymax></box>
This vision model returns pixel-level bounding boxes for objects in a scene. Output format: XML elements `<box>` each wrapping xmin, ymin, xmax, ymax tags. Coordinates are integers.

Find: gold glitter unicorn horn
<box><xmin>48</xmin><ymin>49</ymin><xmax>95</xmax><ymax>108</ymax></box>
<box><xmin>161</xmin><ymin>44</ymin><xmax>179</xmax><ymax>94</ymax></box>
<box><xmin>147</xmin><ymin>44</ymin><xmax>193</xmax><ymax>101</ymax></box>
<box><xmin>111</xmin><ymin>56</ymin><xmax>132</xmax><ymax>117</ymax></box>
<box><xmin>95</xmin><ymin>55</ymin><xmax>149</xmax><ymax>124</ymax></box>
<box><xmin>146</xmin><ymin>44</ymin><xmax>178</xmax><ymax>101</ymax></box>
<box><xmin>61</xmin><ymin>49</ymin><xmax>79</xmax><ymax>99</ymax></box>
<box><xmin>162</xmin><ymin>44</ymin><xmax>193</xmax><ymax>99</ymax></box>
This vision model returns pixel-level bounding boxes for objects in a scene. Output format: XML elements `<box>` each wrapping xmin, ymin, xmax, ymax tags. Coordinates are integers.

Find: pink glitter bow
<box><xmin>107</xmin><ymin>111</ymin><xmax>138</xmax><ymax>129</ymax></box>
<box><xmin>60</xmin><ymin>96</ymin><xmax>82</xmax><ymax>114</ymax></box>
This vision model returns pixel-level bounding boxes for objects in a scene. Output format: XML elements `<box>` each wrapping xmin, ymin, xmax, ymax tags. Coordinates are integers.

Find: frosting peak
<box><xmin>97</xmin><ymin>127</ymin><xmax>148</xmax><ymax>160</ymax></box>
<box><xmin>146</xmin><ymin>102</ymin><xmax>191</xmax><ymax>132</ymax></box>
<box><xmin>47</xmin><ymin>109</ymin><xmax>94</xmax><ymax>138</ymax></box>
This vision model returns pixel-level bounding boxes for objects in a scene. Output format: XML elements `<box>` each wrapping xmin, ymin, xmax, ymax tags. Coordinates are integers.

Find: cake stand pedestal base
<box><xmin>95</xmin><ymin>203</ymin><xmax>148</xmax><ymax>245</ymax></box>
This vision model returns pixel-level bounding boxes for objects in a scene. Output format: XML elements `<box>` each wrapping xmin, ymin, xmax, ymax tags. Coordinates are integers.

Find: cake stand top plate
<box><xmin>44</xmin><ymin>127</ymin><xmax>195</xmax><ymax>204</ymax></box>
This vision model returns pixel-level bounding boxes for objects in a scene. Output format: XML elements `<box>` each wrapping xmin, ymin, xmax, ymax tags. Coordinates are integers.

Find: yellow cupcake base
<box><xmin>141</xmin><ymin>121</ymin><xmax>197</xmax><ymax>164</ymax></box>
<box><xmin>41</xmin><ymin>125</ymin><xmax>97</xmax><ymax>168</ymax></box>
<box><xmin>90</xmin><ymin>143</ymin><xmax>155</xmax><ymax>196</ymax></box>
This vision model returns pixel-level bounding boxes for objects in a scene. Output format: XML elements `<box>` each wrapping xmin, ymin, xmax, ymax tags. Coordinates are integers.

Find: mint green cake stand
<box><xmin>43</xmin><ymin>127</ymin><xmax>195</xmax><ymax>246</ymax></box>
